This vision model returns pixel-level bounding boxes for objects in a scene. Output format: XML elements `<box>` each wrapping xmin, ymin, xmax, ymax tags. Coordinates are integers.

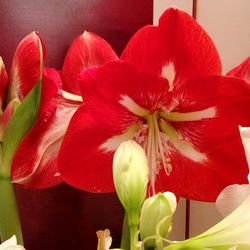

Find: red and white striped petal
<box><xmin>62</xmin><ymin>31</ymin><xmax>118</xmax><ymax>95</ymax></box>
<box><xmin>227</xmin><ymin>56</ymin><xmax>250</xmax><ymax>83</ymax></box>
<box><xmin>58</xmin><ymin>105</ymin><xmax>116</xmax><ymax>192</ymax></box>
<box><xmin>9</xmin><ymin>32</ymin><xmax>45</xmax><ymax>101</ymax></box>
<box><xmin>11</xmin><ymin>76</ymin><xmax>82</xmax><ymax>188</ymax></box>
<box><xmin>11</xmin><ymin>104</ymin><xmax>60</xmax><ymax>188</ymax></box>
<box><xmin>20</xmin><ymin>138</ymin><xmax>63</xmax><ymax>188</ymax></box>
<box><xmin>121</xmin><ymin>8</ymin><xmax>222</xmax><ymax>89</ymax></box>
<box><xmin>0</xmin><ymin>57</ymin><xmax>8</xmax><ymax>110</ymax></box>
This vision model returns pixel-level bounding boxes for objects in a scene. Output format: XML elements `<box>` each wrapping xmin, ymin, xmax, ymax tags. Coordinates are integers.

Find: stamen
<box><xmin>147</xmin><ymin>115</ymin><xmax>156</xmax><ymax>194</ymax></box>
<box><xmin>159</xmin><ymin>119</ymin><xmax>207</xmax><ymax>163</ymax></box>
<box><xmin>152</xmin><ymin>114</ymin><xmax>169</xmax><ymax>174</ymax></box>
<box><xmin>145</xmin><ymin>113</ymin><xmax>173</xmax><ymax>194</ymax></box>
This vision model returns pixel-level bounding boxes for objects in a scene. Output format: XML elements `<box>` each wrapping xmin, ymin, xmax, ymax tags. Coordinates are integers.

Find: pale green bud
<box><xmin>113</xmin><ymin>140</ymin><xmax>148</xmax><ymax>226</ymax></box>
<box><xmin>140</xmin><ymin>192</ymin><xmax>177</xmax><ymax>248</ymax></box>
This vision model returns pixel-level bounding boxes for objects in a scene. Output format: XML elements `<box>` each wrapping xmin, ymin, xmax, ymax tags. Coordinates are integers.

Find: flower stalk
<box><xmin>120</xmin><ymin>213</ymin><xmax>130</xmax><ymax>250</ymax></box>
<box><xmin>0</xmin><ymin>176</ymin><xmax>23</xmax><ymax>245</ymax></box>
<box><xmin>0</xmin><ymin>80</ymin><xmax>41</xmax><ymax>245</ymax></box>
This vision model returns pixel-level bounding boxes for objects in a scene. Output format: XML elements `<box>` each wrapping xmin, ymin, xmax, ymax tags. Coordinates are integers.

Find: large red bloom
<box><xmin>58</xmin><ymin>8</ymin><xmax>250</xmax><ymax>201</ymax></box>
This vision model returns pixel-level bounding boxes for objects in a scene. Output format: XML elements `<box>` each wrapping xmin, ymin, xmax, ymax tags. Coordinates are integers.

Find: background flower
<box><xmin>10</xmin><ymin>31</ymin><xmax>117</xmax><ymax>188</ymax></box>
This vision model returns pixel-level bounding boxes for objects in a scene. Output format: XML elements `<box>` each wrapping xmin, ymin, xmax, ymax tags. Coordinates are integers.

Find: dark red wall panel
<box><xmin>0</xmin><ymin>0</ymin><xmax>153</xmax><ymax>70</ymax></box>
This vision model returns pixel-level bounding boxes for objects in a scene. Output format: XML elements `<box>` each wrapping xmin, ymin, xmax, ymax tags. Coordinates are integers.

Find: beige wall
<box><xmin>153</xmin><ymin>0</ymin><xmax>193</xmax><ymax>25</ymax></box>
<box><xmin>153</xmin><ymin>0</ymin><xmax>250</xmax><ymax>239</ymax></box>
<box><xmin>196</xmin><ymin>0</ymin><xmax>250</xmax><ymax>73</ymax></box>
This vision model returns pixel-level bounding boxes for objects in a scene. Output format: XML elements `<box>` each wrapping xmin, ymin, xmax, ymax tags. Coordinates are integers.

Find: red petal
<box><xmin>0</xmin><ymin>57</ymin><xmax>8</xmax><ymax>109</ymax></box>
<box><xmin>121</xmin><ymin>8</ymin><xmax>222</xmax><ymax>88</ymax></box>
<box><xmin>167</xmin><ymin>76</ymin><xmax>250</xmax><ymax>152</ymax></box>
<box><xmin>40</xmin><ymin>68</ymin><xmax>62</xmax><ymax>115</ymax></box>
<box><xmin>23</xmin><ymin>139</ymin><xmax>64</xmax><ymax>188</ymax></box>
<box><xmin>160</xmin><ymin>135</ymin><xmax>249</xmax><ymax>202</ymax></box>
<box><xmin>227</xmin><ymin>56</ymin><xmax>250</xmax><ymax>83</ymax></box>
<box><xmin>11</xmin><ymin>74</ymin><xmax>80</xmax><ymax>188</ymax></box>
<box><xmin>62</xmin><ymin>31</ymin><xmax>118</xmax><ymax>95</ymax></box>
<box><xmin>160</xmin><ymin>76</ymin><xmax>250</xmax><ymax>201</ymax></box>
<box><xmin>9</xmin><ymin>32</ymin><xmax>45</xmax><ymax>101</ymax></box>
<box><xmin>58</xmin><ymin>105</ymin><xmax>115</xmax><ymax>192</ymax></box>
<box><xmin>121</xmin><ymin>25</ymin><xmax>161</xmax><ymax>76</ymax></box>
<box><xmin>79</xmin><ymin>60</ymin><xmax>170</xmax><ymax>135</ymax></box>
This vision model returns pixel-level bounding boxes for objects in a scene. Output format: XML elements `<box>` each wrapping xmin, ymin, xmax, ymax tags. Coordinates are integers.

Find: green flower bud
<box><xmin>140</xmin><ymin>192</ymin><xmax>177</xmax><ymax>248</ymax></box>
<box><xmin>113</xmin><ymin>140</ymin><xmax>149</xmax><ymax>226</ymax></box>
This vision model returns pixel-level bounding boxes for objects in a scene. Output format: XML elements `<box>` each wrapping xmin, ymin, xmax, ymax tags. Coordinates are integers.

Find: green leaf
<box><xmin>0</xmin><ymin>80</ymin><xmax>41</xmax><ymax>177</ymax></box>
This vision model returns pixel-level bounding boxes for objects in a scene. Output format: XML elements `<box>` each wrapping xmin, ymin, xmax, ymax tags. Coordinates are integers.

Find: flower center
<box><xmin>133</xmin><ymin>107</ymin><xmax>211</xmax><ymax>194</ymax></box>
<box><xmin>134</xmin><ymin>112</ymin><xmax>174</xmax><ymax>194</ymax></box>
<box><xmin>101</xmin><ymin>95</ymin><xmax>213</xmax><ymax>194</ymax></box>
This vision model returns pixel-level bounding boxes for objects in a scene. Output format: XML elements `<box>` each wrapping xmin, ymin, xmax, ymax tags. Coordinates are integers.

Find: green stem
<box><xmin>164</xmin><ymin>242</ymin><xmax>194</xmax><ymax>250</ymax></box>
<box><xmin>0</xmin><ymin>176</ymin><xmax>23</xmax><ymax>245</ymax></box>
<box><xmin>120</xmin><ymin>212</ymin><xmax>130</xmax><ymax>250</ymax></box>
<box><xmin>129</xmin><ymin>225</ymin><xmax>137</xmax><ymax>250</ymax></box>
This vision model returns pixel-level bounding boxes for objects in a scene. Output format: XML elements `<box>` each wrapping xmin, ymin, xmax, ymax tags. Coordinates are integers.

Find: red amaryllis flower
<box><xmin>10</xmin><ymin>31</ymin><xmax>117</xmax><ymax>188</ymax></box>
<box><xmin>58</xmin><ymin>8</ymin><xmax>250</xmax><ymax>201</ymax></box>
